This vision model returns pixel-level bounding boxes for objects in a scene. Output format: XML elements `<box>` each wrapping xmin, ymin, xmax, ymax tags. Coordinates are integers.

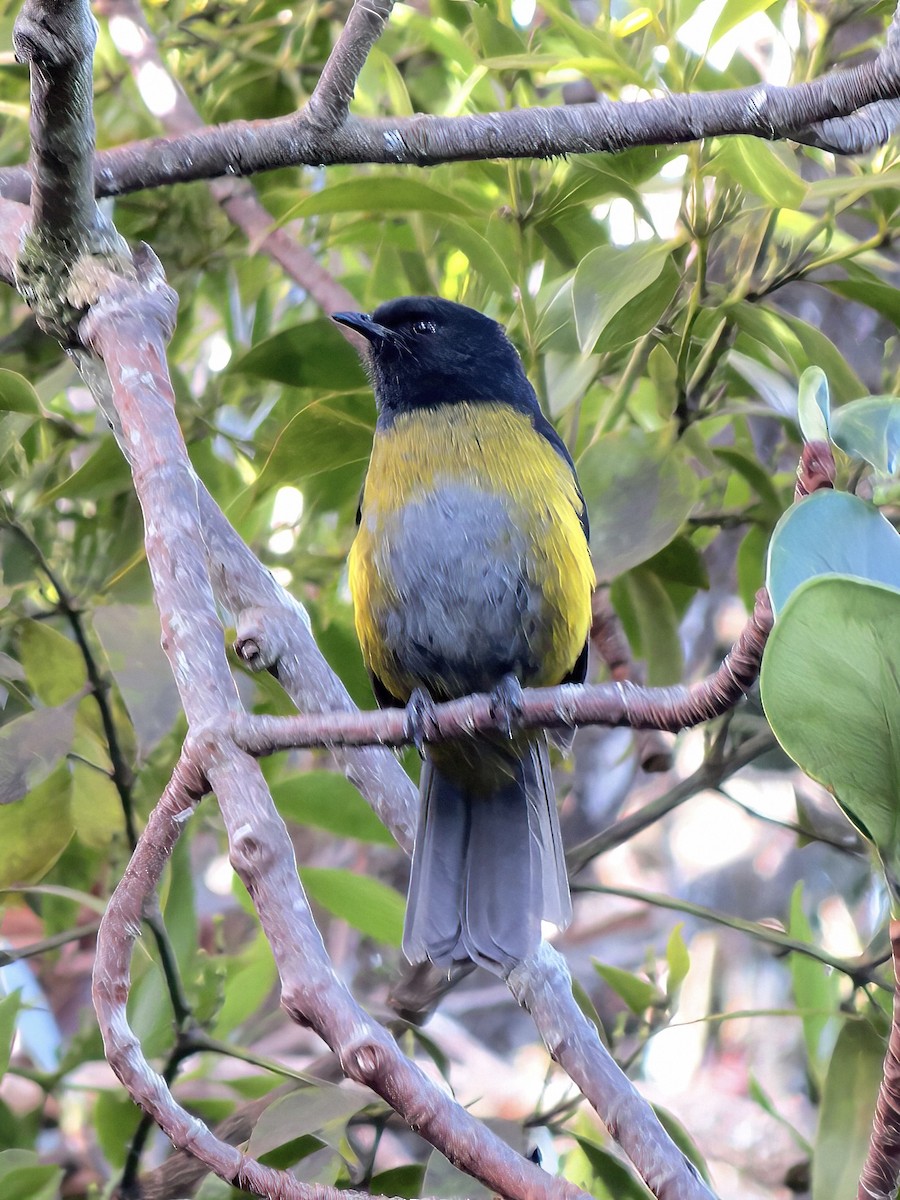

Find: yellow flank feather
<box><xmin>349</xmin><ymin>402</ymin><xmax>595</xmax><ymax>701</ymax></box>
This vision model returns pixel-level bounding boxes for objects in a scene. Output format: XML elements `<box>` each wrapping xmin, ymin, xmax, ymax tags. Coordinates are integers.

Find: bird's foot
<box><xmin>404</xmin><ymin>687</ymin><xmax>436</xmax><ymax>758</ymax></box>
<box><xmin>489</xmin><ymin>674</ymin><xmax>524</xmax><ymax>740</ymax></box>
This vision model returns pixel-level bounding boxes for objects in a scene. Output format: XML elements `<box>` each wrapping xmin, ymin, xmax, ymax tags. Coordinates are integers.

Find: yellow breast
<box><xmin>349</xmin><ymin>403</ymin><xmax>595</xmax><ymax>701</ymax></box>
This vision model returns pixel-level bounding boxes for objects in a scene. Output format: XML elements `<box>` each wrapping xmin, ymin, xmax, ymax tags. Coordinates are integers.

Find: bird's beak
<box><xmin>332</xmin><ymin>311</ymin><xmax>393</xmax><ymax>344</ymax></box>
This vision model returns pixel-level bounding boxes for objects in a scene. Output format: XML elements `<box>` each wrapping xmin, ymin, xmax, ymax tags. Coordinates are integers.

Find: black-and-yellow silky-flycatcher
<box><xmin>333</xmin><ymin>297</ymin><xmax>594</xmax><ymax>974</ymax></box>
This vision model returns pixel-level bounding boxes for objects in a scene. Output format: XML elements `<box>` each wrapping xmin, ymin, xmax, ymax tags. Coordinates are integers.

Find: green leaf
<box><xmin>0</xmin><ymin>762</ymin><xmax>73</xmax><ymax>888</ymax></box>
<box><xmin>40</xmin><ymin>437</ymin><xmax>132</xmax><ymax>504</ymax></box>
<box><xmin>616</xmin><ymin>567</ymin><xmax>683</xmax><ymax>685</ymax></box>
<box><xmin>92</xmin><ymin>1091</ymin><xmax>142</xmax><ymax>1171</ymax></box>
<box><xmin>643</xmin><ymin>535</ymin><xmax>710</xmax><ymax>589</ymax></box>
<box><xmin>17</xmin><ymin>619</ymin><xmax>86</xmax><ymax>707</ymax></box>
<box><xmin>249</xmin><ymin>1085</ymin><xmax>370</xmax><ymax>1157</ymax></box>
<box><xmin>714</xmin><ymin>138</ymin><xmax>807</xmax><ymax>209</ymax></box>
<box><xmin>257</xmin><ymin>396</ymin><xmax>374</xmax><ymax>493</ymax></box>
<box><xmin>0</xmin><ymin>371</ymin><xmax>40</xmax><ymax>414</ymax></box>
<box><xmin>787</xmin><ymin>884</ymin><xmax>840</xmax><ymax>1088</ymax></box>
<box><xmin>737</xmin><ymin>524</ymin><xmax>768</xmax><ymax>611</ymax></box>
<box><xmin>91</xmin><ymin>604</ymin><xmax>180</xmax><ymax>762</ymax></box>
<box><xmin>653</xmin><ymin>1106</ymin><xmax>711</xmax><ymax>1182</ymax></box>
<box><xmin>812</xmin><ymin>1019</ymin><xmax>884</xmax><ymax>1200</ymax></box>
<box><xmin>0</xmin><ymin>704</ymin><xmax>75</xmax><ymax>806</ymax></box>
<box><xmin>665</xmin><ymin>924</ymin><xmax>690</xmax><ymax>1000</ymax></box>
<box><xmin>797</xmin><ymin>366</ymin><xmax>830</xmax><ymax>444</ymax></box>
<box><xmin>824</xmin><ymin>277</ymin><xmax>900</xmax><ymax>330</ymax></box>
<box><xmin>271</xmin><ymin>771</ymin><xmax>394</xmax><ymax>845</ymax></box>
<box><xmin>709</xmin><ymin>0</ymin><xmax>776</xmax><ymax>44</ymax></box>
<box><xmin>232</xmin><ymin>320</ymin><xmax>367</xmax><ymax>390</ymax></box>
<box><xmin>300</xmin><ymin>867</ymin><xmax>405</xmax><ymax>944</ymax></box>
<box><xmin>730</xmin><ymin>303</ymin><xmax>865</xmax><ymax>404</ymax></box>
<box><xmin>285</xmin><ymin>177</ymin><xmax>472</xmax><ymax>220</ymax></box>
<box><xmin>830</xmin><ymin>395</ymin><xmax>900</xmax><ymax>476</ymax></box>
<box><xmin>572</xmin><ymin>242</ymin><xmax>670</xmax><ymax>352</ymax></box>
<box><xmin>570</xmin><ymin>1135</ymin><xmax>652</xmax><ymax>1199</ymax></box>
<box><xmin>766</xmin><ymin>490</ymin><xmax>900</xmax><ymax>615</ymax></box>
<box><xmin>593</xmin><ymin>960</ymin><xmax>662</xmax><ymax>1015</ymax></box>
<box><xmin>713</xmin><ymin>447</ymin><xmax>783</xmax><ymax>520</ymax></box>
<box><xmin>0</xmin><ymin>992</ymin><xmax>21</xmax><ymax>1079</ymax></box>
<box><xmin>0</xmin><ymin>1152</ymin><xmax>63</xmax><ymax>1200</ymax></box>
<box><xmin>595</xmin><ymin>260</ymin><xmax>680</xmax><ymax>356</ymax></box>
<box><xmin>578</xmin><ymin>428</ymin><xmax>698</xmax><ymax>581</ymax></box>
<box><xmin>760</xmin><ymin>576</ymin><xmax>900</xmax><ymax>882</ymax></box>
<box><xmin>369</xmin><ymin>1166</ymin><xmax>426</xmax><ymax>1199</ymax></box>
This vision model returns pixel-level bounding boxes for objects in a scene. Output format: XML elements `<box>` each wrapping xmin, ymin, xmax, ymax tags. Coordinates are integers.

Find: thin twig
<box><xmin>230</xmin><ymin>591</ymin><xmax>773</xmax><ymax>758</ymax></box>
<box><xmin>579</xmin><ymin>882</ymin><xmax>891</xmax><ymax>988</ymax></box>
<box><xmin>567</xmin><ymin>730</ymin><xmax>776</xmax><ymax>875</ymax></box>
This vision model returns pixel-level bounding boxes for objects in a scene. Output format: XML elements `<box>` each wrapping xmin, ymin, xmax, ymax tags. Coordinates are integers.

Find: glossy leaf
<box><xmin>0</xmin><ymin>371</ymin><xmax>40</xmax><ymax>414</ymax></box>
<box><xmin>665</xmin><ymin>924</ymin><xmax>690</xmax><ymax>1000</ymax></box>
<box><xmin>830</xmin><ymin>395</ymin><xmax>900</xmax><ymax>475</ymax></box>
<box><xmin>231</xmin><ymin>320</ymin><xmax>367</xmax><ymax>390</ymax></box>
<box><xmin>571</xmin><ymin>1136</ymin><xmax>652</xmax><ymax>1199</ymax></box>
<box><xmin>766</xmin><ymin>490</ymin><xmax>900</xmax><ymax>615</ymax></box>
<box><xmin>17</xmin><ymin>620</ymin><xmax>86</xmax><ymax>707</ymax></box>
<box><xmin>709</xmin><ymin>0</ymin><xmax>776</xmax><ymax>44</ymax></box>
<box><xmin>797</xmin><ymin>366</ymin><xmax>830</xmax><ymax>444</ymax></box>
<box><xmin>0</xmin><ymin>1152</ymin><xmax>63</xmax><ymax>1200</ymax></box>
<box><xmin>573</xmin><ymin>242</ymin><xmax>670</xmax><ymax>352</ymax></box>
<box><xmin>91</xmin><ymin>605</ymin><xmax>180</xmax><ymax>761</ymax></box>
<box><xmin>761</xmin><ymin>576</ymin><xmax>900</xmax><ymax>881</ymax></box>
<box><xmin>715</xmin><ymin>138</ymin><xmax>807</xmax><ymax>209</ymax></box>
<box><xmin>285</xmin><ymin>177</ymin><xmax>473</xmax><ymax>219</ymax></box>
<box><xmin>0</xmin><ymin>765</ymin><xmax>73</xmax><ymax>887</ymax></box>
<box><xmin>249</xmin><ymin>1085</ymin><xmax>370</xmax><ymax>1157</ymax></box>
<box><xmin>257</xmin><ymin>397</ymin><xmax>374</xmax><ymax>492</ymax></box>
<box><xmin>0</xmin><ymin>992</ymin><xmax>21</xmax><ymax>1079</ymax></box>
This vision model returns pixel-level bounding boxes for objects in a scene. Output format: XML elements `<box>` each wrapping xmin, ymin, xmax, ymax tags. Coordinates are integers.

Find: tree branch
<box><xmin>856</xmin><ymin>920</ymin><xmax>900</xmax><ymax>1199</ymax></box>
<box><xmin>229</xmin><ymin>589</ymin><xmax>773</xmax><ymax>757</ymax></box>
<box><xmin>509</xmin><ymin>944</ymin><xmax>716</xmax><ymax>1200</ymax></box>
<box><xmin>1</xmin><ymin>5</ymin><xmax>900</xmax><ymax>205</ymax></box>
<box><xmin>99</xmin><ymin>0</ymin><xmax>361</xmax><ymax>324</ymax></box>
<box><xmin>305</xmin><ymin>0</ymin><xmax>395</xmax><ymax>131</ymax></box>
<box><xmin>11</xmin><ymin>0</ymin><xmax>129</xmax><ymax>334</ymax></box>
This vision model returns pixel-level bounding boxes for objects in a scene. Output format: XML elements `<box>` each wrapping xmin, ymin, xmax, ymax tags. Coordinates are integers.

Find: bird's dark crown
<box><xmin>333</xmin><ymin>296</ymin><xmax>538</xmax><ymax>423</ymax></box>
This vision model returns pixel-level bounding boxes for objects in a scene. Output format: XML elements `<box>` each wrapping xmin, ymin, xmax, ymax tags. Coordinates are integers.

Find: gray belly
<box><xmin>370</xmin><ymin>485</ymin><xmax>546</xmax><ymax>697</ymax></box>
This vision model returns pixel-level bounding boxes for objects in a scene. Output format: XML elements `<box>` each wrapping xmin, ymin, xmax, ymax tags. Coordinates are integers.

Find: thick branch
<box><xmin>12</xmin><ymin>0</ymin><xmax>100</xmax><ymax>250</ymax></box>
<box><xmin>11</xmin><ymin>0</ymin><xmax>129</xmax><ymax>335</ymax></box>
<box><xmin>2</xmin><ymin>29</ymin><xmax>900</xmax><ymax>205</ymax></box>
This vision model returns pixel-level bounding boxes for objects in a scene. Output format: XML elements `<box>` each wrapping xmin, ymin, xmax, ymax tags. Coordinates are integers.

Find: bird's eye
<box><xmin>411</xmin><ymin>319</ymin><xmax>437</xmax><ymax>335</ymax></box>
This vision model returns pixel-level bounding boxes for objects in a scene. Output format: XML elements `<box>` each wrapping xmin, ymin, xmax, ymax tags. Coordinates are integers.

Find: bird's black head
<box><xmin>332</xmin><ymin>296</ymin><xmax>537</xmax><ymax>423</ymax></box>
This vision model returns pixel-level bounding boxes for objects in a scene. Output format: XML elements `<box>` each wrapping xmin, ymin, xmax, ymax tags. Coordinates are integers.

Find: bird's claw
<box><xmin>490</xmin><ymin>674</ymin><xmax>524</xmax><ymax>740</ymax></box>
<box><xmin>404</xmin><ymin>687</ymin><xmax>436</xmax><ymax>758</ymax></box>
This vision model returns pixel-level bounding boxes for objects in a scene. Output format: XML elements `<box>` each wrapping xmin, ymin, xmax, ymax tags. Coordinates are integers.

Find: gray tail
<box><xmin>402</xmin><ymin>741</ymin><xmax>572</xmax><ymax>975</ymax></box>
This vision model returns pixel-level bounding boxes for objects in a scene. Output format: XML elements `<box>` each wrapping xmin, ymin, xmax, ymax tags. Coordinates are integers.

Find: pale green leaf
<box><xmin>573</xmin><ymin>242</ymin><xmax>670</xmax><ymax>352</ymax></box>
<box><xmin>300</xmin><ymin>867</ymin><xmax>405</xmax><ymax>945</ymax></box>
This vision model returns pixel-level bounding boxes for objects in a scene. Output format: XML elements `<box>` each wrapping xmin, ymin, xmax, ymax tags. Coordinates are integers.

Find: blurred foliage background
<box><xmin>1</xmin><ymin>0</ymin><xmax>899</xmax><ymax>1196</ymax></box>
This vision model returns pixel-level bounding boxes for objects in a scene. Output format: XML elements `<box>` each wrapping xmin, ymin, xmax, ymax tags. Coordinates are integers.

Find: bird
<box><xmin>332</xmin><ymin>296</ymin><xmax>594</xmax><ymax>975</ymax></box>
